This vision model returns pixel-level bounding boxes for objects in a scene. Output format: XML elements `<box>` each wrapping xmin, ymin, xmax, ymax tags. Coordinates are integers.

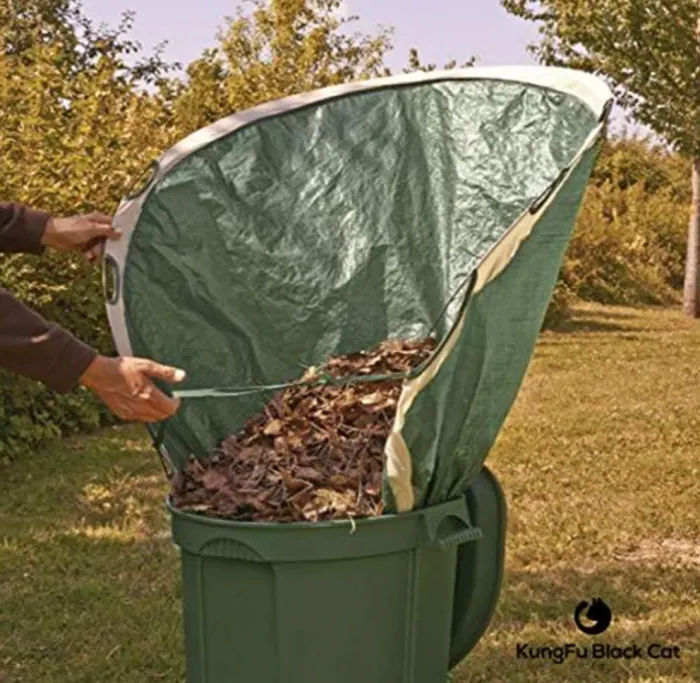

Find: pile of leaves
<box><xmin>171</xmin><ymin>337</ymin><xmax>437</xmax><ymax>523</ymax></box>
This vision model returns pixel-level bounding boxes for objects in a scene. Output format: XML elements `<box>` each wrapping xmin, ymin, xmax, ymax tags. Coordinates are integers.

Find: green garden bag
<box><xmin>104</xmin><ymin>66</ymin><xmax>612</xmax><ymax>513</ymax></box>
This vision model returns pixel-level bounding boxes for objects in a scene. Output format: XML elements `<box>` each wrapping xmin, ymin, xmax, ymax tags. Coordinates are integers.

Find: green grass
<box><xmin>1</xmin><ymin>303</ymin><xmax>699</xmax><ymax>682</ymax></box>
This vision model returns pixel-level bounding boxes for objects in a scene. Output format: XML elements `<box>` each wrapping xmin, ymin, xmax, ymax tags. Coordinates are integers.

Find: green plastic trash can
<box><xmin>169</xmin><ymin>465</ymin><xmax>507</xmax><ymax>683</ymax></box>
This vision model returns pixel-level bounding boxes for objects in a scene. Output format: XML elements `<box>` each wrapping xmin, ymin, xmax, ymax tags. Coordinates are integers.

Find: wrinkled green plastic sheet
<box><xmin>114</xmin><ymin>76</ymin><xmax>607</xmax><ymax>512</ymax></box>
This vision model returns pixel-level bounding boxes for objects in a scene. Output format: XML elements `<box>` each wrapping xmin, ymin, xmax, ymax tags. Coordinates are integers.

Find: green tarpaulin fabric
<box><xmin>105</xmin><ymin>67</ymin><xmax>612</xmax><ymax>512</ymax></box>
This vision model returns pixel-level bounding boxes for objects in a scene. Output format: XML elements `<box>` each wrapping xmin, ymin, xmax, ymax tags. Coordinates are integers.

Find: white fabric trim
<box><xmin>154</xmin><ymin>66</ymin><xmax>611</xmax><ymax>179</ymax></box>
<box><xmin>104</xmin><ymin>196</ymin><xmax>139</xmax><ymax>357</ymax></box>
<box><xmin>384</xmin><ymin>122</ymin><xmax>605</xmax><ymax>511</ymax></box>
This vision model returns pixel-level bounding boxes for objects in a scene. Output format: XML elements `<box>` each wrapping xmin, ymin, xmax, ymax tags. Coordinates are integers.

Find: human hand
<box><xmin>41</xmin><ymin>212</ymin><xmax>121</xmax><ymax>263</ymax></box>
<box><xmin>79</xmin><ymin>355</ymin><xmax>186</xmax><ymax>423</ymax></box>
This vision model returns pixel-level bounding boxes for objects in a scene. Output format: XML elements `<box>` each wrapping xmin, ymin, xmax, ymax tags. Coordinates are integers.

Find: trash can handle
<box><xmin>437</xmin><ymin>526</ymin><xmax>483</xmax><ymax>550</ymax></box>
<box><xmin>423</xmin><ymin>505</ymin><xmax>483</xmax><ymax>550</ymax></box>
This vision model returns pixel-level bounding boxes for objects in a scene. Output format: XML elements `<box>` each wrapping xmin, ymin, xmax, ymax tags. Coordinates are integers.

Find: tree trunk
<box><xmin>682</xmin><ymin>159</ymin><xmax>700</xmax><ymax>318</ymax></box>
<box><xmin>683</xmin><ymin>6</ymin><xmax>700</xmax><ymax>317</ymax></box>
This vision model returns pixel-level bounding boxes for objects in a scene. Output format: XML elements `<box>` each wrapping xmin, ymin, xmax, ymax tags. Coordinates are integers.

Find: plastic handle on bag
<box><xmin>103</xmin><ymin>254</ymin><xmax>120</xmax><ymax>305</ymax></box>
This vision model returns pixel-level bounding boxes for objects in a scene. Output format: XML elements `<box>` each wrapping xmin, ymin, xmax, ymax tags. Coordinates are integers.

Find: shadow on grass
<box><xmin>545</xmin><ymin>303</ymin><xmax>685</xmax><ymax>337</ymax></box>
<box><xmin>545</xmin><ymin>317</ymin><xmax>634</xmax><ymax>335</ymax></box>
<box><xmin>573</xmin><ymin>306</ymin><xmax>655</xmax><ymax>319</ymax></box>
<box><xmin>0</xmin><ymin>426</ymin><xmax>166</xmax><ymax>527</ymax></box>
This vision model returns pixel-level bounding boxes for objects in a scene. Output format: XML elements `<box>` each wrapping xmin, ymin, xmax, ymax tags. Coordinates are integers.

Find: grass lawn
<box><xmin>1</xmin><ymin>303</ymin><xmax>699</xmax><ymax>682</ymax></box>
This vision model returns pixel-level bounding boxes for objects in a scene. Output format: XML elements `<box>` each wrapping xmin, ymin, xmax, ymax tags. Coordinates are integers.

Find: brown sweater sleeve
<box><xmin>0</xmin><ymin>203</ymin><xmax>98</xmax><ymax>393</ymax></box>
<box><xmin>0</xmin><ymin>202</ymin><xmax>50</xmax><ymax>254</ymax></box>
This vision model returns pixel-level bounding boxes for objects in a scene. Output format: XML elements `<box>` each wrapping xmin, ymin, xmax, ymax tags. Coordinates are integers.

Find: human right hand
<box><xmin>79</xmin><ymin>355</ymin><xmax>186</xmax><ymax>423</ymax></box>
<box><xmin>41</xmin><ymin>212</ymin><xmax>121</xmax><ymax>263</ymax></box>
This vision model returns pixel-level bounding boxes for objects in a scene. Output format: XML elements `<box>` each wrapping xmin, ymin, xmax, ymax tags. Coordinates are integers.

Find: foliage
<box><xmin>0</xmin><ymin>0</ymin><xmax>177</xmax><ymax>459</ymax></box>
<box><xmin>0</xmin><ymin>375</ymin><xmax>108</xmax><ymax>463</ymax></box>
<box><xmin>402</xmin><ymin>47</ymin><xmax>476</xmax><ymax>72</ymax></box>
<box><xmin>542</xmin><ymin>281</ymin><xmax>575</xmax><ymax>328</ymax></box>
<box><xmin>169</xmin><ymin>0</ymin><xmax>393</xmax><ymax>135</ymax></box>
<box><xmin>501</xmin><ymin>0</ymin><xmax>700</xmax><ymax>317</ymax></box>
<box><xmin>563</xmin><ymin>176</ymin><xmax>686</xmax><ymax>304</ymax></box>
<box><xmin>544</xmin><ymin>133</ymin><xmax>689</xmax><ymax>325</ymax></box>
<box><xmin>501</xmin><ymin>0</ymin><xmax>700</xmax><ymax>157</ymax></box>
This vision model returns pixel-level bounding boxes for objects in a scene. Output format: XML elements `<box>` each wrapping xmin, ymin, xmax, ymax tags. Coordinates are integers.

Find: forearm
<box><xmin>0</xmin><ymin>203</ymin><xmax>50</xmax><ymax>254</ymax></box>
<box><xmin>0</xmin><ymin>287</ymin><xmax>97</xmax><ymax>393</ymax></box>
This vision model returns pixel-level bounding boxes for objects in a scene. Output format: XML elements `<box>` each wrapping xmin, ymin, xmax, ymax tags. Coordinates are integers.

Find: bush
<box><xmin>0</xmin><ymin>4</ymin><xmax>176</xmax><ymax>460</ymax></box>
<box><xmin>0</xmin><ymin>375</ymin><xmax>109</xmax><ymax>464</ymax></box>
<box><xmin>0</xmin><ymin>250</ymin><xmax>116</xmax><ymax>462</ymax></box>
<box><xmin>563</xmin><ymin>180</ymin><xmax>686</xmax><ymax>305</ymax></box>
<box><xmin>542</xmin><ymin>133</ymin><xmax>689</xmax><ymax>327</ymax></box>
<box><xmin>542</xmin><ymin>281</ymin><xmax>575</xmax><ymax>329</ymax></box>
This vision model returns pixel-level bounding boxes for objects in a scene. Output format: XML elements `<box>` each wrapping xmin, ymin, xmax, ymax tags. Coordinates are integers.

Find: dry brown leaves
<box><xmin>170</xmin><ymin>337</ymin><xmax>436</xmax><ymax>523</ymax></box>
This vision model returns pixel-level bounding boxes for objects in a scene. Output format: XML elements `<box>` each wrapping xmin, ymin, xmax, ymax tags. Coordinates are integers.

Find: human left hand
<box><xmin>41</xmin><ymin>212</ymin><xmax>122</xmax><ymax>263</ymax></box>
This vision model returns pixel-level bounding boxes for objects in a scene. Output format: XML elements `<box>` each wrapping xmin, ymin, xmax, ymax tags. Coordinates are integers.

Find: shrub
<box><xmin>0</xmin><ymin>4</ymin><xmax>175</xmax><ymax>460</ymax></box>
<box><xmin>542</xmin><ymin>134</ymin><xmax>689</xmax><ymax>327</ymax></box>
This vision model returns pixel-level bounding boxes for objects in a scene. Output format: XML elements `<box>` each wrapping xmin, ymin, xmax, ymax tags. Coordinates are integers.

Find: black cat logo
<box><xmin>574</xmin><ymin>598</ymin><xmax>612</xmax><ymax>635</ymax></box>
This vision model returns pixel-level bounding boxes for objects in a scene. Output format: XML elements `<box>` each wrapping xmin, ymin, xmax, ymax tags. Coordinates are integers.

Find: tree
<box><xmin>0</xmin><ymin>0</ymin><xmax>76</xmax><ymax>57</ymax></box>
<box><xmin>170</xmin><ymin>0</ymin><xmax>393</xmax><ymax>134</ymax></box>
<box><xmin>402</xmin><ymin>47</ymin><xmax>475</xmax><ymax>73</ymax></box>
<box><xmin>0</xmin><ymin>0</ymin><xmax>178</xmax><ymax>333</ymax></box>
<box><xmin>0</xmin><ymin>0</ymin><xmax>177</xmax><ymax>210</ymax></box>
<box><xmin>168</xmin><ymin>0</ymin><xmax>477</xmax><ymax>135</ymax></box>
<box><xmin>501</xmin><ymin>0</ymin><xmax>700</xmax><ymax>316</ymax></box>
